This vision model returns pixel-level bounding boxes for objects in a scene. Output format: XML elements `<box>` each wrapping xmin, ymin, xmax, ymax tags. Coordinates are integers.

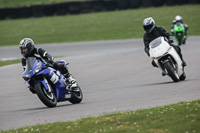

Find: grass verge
<box><xmin>2</xmin><ymin>100</ymin><xmax>200</xmax><ymax>132</ymax></box>
<box><xmin>0</xmin><ymin>59</ymin><xmax>20</xmax><ymax>67</ymax></box>
<box><xmin>0</xmin><ymin>56</ymin><xmax>64</xmax><ymax>67</ymax></box>
<box><xmin>0</xmin><ymin>4</ymin><xmax>200</xmax><ymax>46</ymax></box>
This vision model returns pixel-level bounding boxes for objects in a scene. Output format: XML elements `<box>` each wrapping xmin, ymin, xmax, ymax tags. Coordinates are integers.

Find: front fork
<box><xmin>44</xmin><ymin>77</ymin><xmax>52</xmax><ymax>93</ymax></box>
<box><xmin>155</xmin><ymin>56</ymin><xmax>175</xmax><ymax>74</ymax></box>
<box><xmin>162</xmin><ymin>57</ymin><xmax>176</xmax><ymax>74</ymax></box>
<box><xmin>33</xmin><ymin>76</ymin><xmax>52</xmax><ymax>92</ymax></box>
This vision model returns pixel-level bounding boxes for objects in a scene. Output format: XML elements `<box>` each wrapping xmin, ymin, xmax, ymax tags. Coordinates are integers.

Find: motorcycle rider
<box><xmin>19</xmin><ymin>38</ymin><xmax>77</xmax><ymax>92</ymax></box>
<box><xmin>143</xmin><ymin>17</ymin><xmax>186</xmax><ymax>75</ymax></box>
<box><xmin>171</xmin><ymin>15</ymin><xmax>188</xmax><ymax>44</ymax></box>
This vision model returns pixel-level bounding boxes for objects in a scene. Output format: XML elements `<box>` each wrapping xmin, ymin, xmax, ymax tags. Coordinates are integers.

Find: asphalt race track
<box><xmin>0</xmin><ymin>37</ymin><xmax>200</xmax><ymax>130</ymax></box>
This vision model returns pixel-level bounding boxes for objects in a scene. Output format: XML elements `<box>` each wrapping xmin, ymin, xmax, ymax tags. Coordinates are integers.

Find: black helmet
<box><xmin>143</xmin><ymin>17</ymin><xmax>155</xmax><ymax>33</ymax></box>
<box><xmin>19</xmin><ymin>38</ymin><xmax>35</xmax><ymax>57</ymax></box>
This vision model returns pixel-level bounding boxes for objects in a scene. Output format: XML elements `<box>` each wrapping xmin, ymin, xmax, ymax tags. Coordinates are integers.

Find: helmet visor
<box><xmin>20</xmin><ymin>47</ymin><xmax>28</xmax><ymax>56</ymax></box>
<box><xmin>144</xmin><ymin>25</ymin><xmax>153</xmax><ymax>32</ymax></box>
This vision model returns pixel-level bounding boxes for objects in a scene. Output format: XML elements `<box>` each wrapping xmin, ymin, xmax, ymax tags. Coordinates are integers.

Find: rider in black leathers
<box><xmin>19</xmin><ymin>38</ymin><xmax>77</xmax><ymax>93</ymax></box>
<box><xmin>143</xmin><ymin>17</ymin><xmax>186</xmax><ymax>68</ymax></box>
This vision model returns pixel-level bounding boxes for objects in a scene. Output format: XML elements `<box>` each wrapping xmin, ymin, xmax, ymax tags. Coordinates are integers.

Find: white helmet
<box><xmin>175</xmin><ymin>15</ymin><xmax>183</xmax><ymax>22</ymax></box>
<box><xmin>143</xmin><ymin>17</ymin><xmax>155</xmax><ymax>33</ymax></box>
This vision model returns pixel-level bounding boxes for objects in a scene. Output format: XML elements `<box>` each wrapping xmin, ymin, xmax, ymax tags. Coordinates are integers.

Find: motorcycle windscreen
<box><xmin>26</xmin><ymin>57</ymin><xmax>37</xmax><ymax>72</ymax></box>
<box><xmin>22</xmin><ymin>57</ymin><xmax>37</xmax><ymax>79</ymax></box>
<box><xmin>149</xmin><ymin>37</ymin><xmax>162</xmax><ymax>48</ymax></box>
<box><xmin>174</xmin><ymin>23</ymin><xmax>185</xmax><ymax>33</ymax></box>
<box><xmin>149</xmin><ymin>37</ymin><xmax>170</xmax><ymax>58</ymax></box>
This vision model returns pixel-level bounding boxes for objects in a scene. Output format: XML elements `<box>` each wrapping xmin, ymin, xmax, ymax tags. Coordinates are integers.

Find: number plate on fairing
<box><xmin>65</xmin><ymin>94</ymin><xmax>71</xmax><ymax>99</ymax></box>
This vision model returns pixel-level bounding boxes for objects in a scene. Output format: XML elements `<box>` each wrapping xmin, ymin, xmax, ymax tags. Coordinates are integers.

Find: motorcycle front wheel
<box><xmin>180</xmin><ymin>72</ymin><xmax>186</xmax><ymax>81</ymax></box>
<box><xmin>34</xmin><ymin>82</ymin><xmax>57</xmax><ymax>107</ymax></box>
<box><xmin>164</xmin><ymin>62</ymin><xmax>180</xmax><ymax>82</ymax></box>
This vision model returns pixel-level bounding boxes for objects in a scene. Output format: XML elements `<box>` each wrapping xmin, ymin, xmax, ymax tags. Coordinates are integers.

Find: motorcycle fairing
<box><xmin>149</xmin><ymin>37</ymin><xmax>170</xmax><ymax>58</ymax></box>
<box><xmin>149</xmin><ymin>37</ymin><xmax>184</xmax><ymax>77</ymax></box>
<box><xmin>35</xmin><ymin>66</ymin><xmax>71</xmax><ymax>101</ymax></box>
<box><xmin>22</xmin><ymin>57</ymin><xmax>71</xmax><ymax>102</ymax></box>
<box><xmin>174</xmin><ymin>23</ymin><xmax>186</xmax><ymax>44</ymax></box>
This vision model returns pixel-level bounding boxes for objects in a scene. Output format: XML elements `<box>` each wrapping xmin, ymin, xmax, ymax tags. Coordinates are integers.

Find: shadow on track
<box><xmin>138</xmin><ymin>81</ymin><xmax>174</xmax><ymax>87</ymax></box>
<box><xmin>18</xmin><ymin>103</ymin><xmax>78</xmax><ymax>111</ymax></box>
<box><xmin>138</xmin><ymin>78</ymin><xmax>194</xmax><ymax>87</ymax></box>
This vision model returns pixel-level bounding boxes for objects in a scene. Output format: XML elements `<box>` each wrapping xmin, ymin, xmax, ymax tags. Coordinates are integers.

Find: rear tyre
<box><xmin>164</xmin><ymin>62</ymin><xmax>180</xmax><ymax>82</ymax></box>
<box><xmin>69</xmin><ymin>86</ymin><xmax>83</xmax><ymax>104</ymax></box>
<box><xmin>34</xmin><ymin>82</ymin><xmax>57</xmax><ymax>107</ymax></box>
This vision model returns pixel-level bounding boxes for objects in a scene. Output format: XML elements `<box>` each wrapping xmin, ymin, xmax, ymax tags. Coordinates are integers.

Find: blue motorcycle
<box><xmin>22</xmin><ymin>57</ymin><xmax>83</xmax><ymax>107</ymax></box>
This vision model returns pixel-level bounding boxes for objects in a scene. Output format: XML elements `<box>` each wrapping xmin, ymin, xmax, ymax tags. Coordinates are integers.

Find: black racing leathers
<box><xmin>21</xmin><ymin>48</ymin><xmax>54</xmax><ymax>68</ymax></box>
<box><xmin>21</xmin><ymin>48</ymin><xmax>71</xmax><ymax>78</ymax></box>
<box><xmin>143</xmin><ymin>26</ymin><xmax>174</xmax><ymax>56</ymax></box>
<box><xmin>143</xmin><ymin>26</ymin><xmax>185</xmax><ymax>65</ymax></box>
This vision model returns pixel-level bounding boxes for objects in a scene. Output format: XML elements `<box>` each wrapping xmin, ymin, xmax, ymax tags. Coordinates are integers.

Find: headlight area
<box><xmin>22</xmin><ymin>74</ymin><xmax>31</xmax><ymax>81</ymax></box>
<box><xmin>33</xmin><ymin>63</ymin><xmax>42</xmax><ymax>74</ymax></box>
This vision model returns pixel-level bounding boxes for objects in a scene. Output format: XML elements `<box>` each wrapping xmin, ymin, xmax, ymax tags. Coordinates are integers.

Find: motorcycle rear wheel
<box><xmin>164</xmin><ymin>62</ymin><xmax>180</xmax><ymax>82</ymax></box>
<box><xmin>69</xmin><ymin>86</ymin><xmax>83</xmax><ymax>104</ymax></box>
<box><xmin>34</xmin><ymin>82</ymin><xmax>57</xmax><ymax>107</ymax></box>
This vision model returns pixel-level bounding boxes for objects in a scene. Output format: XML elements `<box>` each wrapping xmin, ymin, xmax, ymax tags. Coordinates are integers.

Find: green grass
<box><xmin>2</xmin><ymin>100</ymin><xmax>200</xmax><ymax>132</ymax></box>
<box><xmin>0</xmin><ymin>0</ymin><xmax>85</xmax><ymax>8</ymax></box>
<box><xmin>0</xmin><ymin>56</ymin><xmax>63</xmax><ymax>67</ymax></box>
<box><xmin>0</xmin><ymin>4</ymin><xmax>200</xmax><ymax>46</ymax></box>
<box><xmin>0</xmin><ymin>59</ymin><xmax>21</xmax><ymax>67</ymax></box>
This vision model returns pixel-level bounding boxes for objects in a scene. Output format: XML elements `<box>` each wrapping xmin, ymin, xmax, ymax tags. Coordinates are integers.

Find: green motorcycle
<box><xmin>173</xmin><ymin>22</ymin><xmax>186</xmax><ymax>46</ymax></box>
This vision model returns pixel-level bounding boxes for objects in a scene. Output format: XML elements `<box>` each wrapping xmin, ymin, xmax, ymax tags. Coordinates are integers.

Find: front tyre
<box><xmin>164</xmin><ymin>62</ymin><xmax>180</xmax><ymax>82</ymax></box>
<box><xmin>69</xmin><ymin>86</ymin><xmax>83</xmax><ymax>104</ymax></box>
<box><xmin>180</xmin><ymin>72</ymin><xmax>186</xmax><ymax>81</ymax></box>
<box><xmin>34</xmin><ymin>82</ymin><xmax>57</xmax><ymax>107</ymax></box>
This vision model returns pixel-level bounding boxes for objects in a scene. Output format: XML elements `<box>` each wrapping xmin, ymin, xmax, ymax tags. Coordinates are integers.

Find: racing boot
<box><xmin>28</xmin><ymin>86</ymin><xmax>36</xmax><ymax>94</ymax></box>
<box><xmin>179</xmin><ymin>54</ymin><xmax>187</xmax><ymax>67</ymax></box>
<box><xmin>62</xmin><ymin>66</ymin><xmax>78</xmax><ymax>91</ymax></box>
<box><xmin>66</xmin><ymin>75</ymin><xmax>78</xmax><ymax>91</ymax></box>
<box><xmin>152</xmin><ymin>60</ymin><xmax>158</xmax><ymax>67</ymax></box>
<box><xmin>182</xmin><ymin>60</ymin><xmax>187</xmax><ymax>67</ymax></box>
<box><xmin>183</xmin><ymin>39</ymin><xmax>186</xmax><ymax>44</ymax></box>
<box><xmin>174</xmin><ymin>45</ymin><xmax>187</xmax><ymax>67</ymax></box>
<box><xmin>162</xmin><ymin>72</ymin><xmax>166</xmax><ymax>76</ymax></box>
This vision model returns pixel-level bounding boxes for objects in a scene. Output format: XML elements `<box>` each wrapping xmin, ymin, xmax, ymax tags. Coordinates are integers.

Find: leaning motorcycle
<box><xmin>22</xmin><ymin>57</ymin><xmax>83</xmax><ymax>107</ymax></box>
<box><xmin>173</xmin><ymin>22</ymin><xmax>186</xmax><ymax>46</ymax></box>
<box><xmin>149</xmin><ymin>37</ymin><xmax>186</xmax><ymax>82</ymax></box>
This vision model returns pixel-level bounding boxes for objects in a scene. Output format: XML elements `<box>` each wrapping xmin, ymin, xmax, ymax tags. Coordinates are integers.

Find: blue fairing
<box><xmin>37</xmin><ymin>66</ymin><xmax>71</xmax><ymax>101</ymax></box>
<box><xmin>35</xmin><ymin>79</ymin><xmax>49</xmax><ymax>90</ymax></box>
<box><xmin>23</xmin><ymin>57</ymin><xmax>71</xmax><ymax>102</ymax></box>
